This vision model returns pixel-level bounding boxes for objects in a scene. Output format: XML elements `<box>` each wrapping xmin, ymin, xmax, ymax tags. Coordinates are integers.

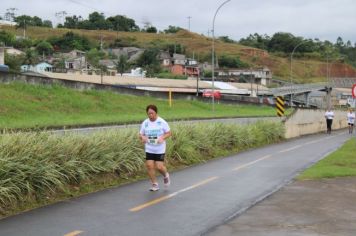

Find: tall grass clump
<box><xmin>0</xmin><ymin>121</ymin><xmax>284</xmax><ymax>216</ymax></box>
<box><xmin>166</xmin><ymin>121</ymin><xmax>284</xmax><ymax>165</ymax></box>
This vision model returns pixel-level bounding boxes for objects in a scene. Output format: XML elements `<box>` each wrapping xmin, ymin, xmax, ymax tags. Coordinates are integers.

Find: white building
<box><xmin>217</xmin><ymin>67</ymin><xmax>272</xmax><ymax>86</ymax></box>
<box><xmin>21</xmin><ymin>62</ymin><xmax>53</xmax><ymax>73</ymax></box>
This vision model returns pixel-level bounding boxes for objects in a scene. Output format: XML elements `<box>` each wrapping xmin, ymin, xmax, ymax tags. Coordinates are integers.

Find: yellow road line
<box><xmin>130</xmin><ymin>176</ymin><xmax>219</xmax><ymax>212</ymax></box>
<box><xmin>64</xmin><ymin>230</ymin><xmax>83</xmax><ymax>236</ymax></box>
<box><xmin>233</xmin><ymin>155</ymin><xmax>272</xmax><ymax>171</ymax></box>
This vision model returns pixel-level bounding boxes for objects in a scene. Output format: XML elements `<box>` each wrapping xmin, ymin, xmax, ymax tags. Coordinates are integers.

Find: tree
<box><xmin>116</xmin><ymin>55</ymin><xmax>129</xmax><ymax>75</ymax></box>
<box><xmin>13</xmin><ymin>38</ymin><xmax>33</xmax><ymax>49</ymax></box>
<box><xmin>48</xmin><ymin>32</ymin><xmax>93</xmax><ymax>51</ymax></box>
<box><xmin>218</xmin><ymin>36</ymin><xmax>235</xmax><ymax>43</ymax></box>
<box><xmin>88</xmin><ymin>12</ymin><xmax>109</xmax><ymax>30</ymax></box>
<box><xmin>14</xmin><ymin>15</ymin><xmax>52</xmax><ymax>28</ymax></box>
<box><xmin>36</xmin><ymin>41</ymin><xmax>53</xmax><ymax>56</ymax></box>
<box><xmin>239</xmin><ymin>33</ymin><xmax>270</xmax><ymax>50</ymax></box>
<box><xmin>42</xmin><ymin>20</ymin><xmax>53</xmax><ymax>28</ymax></box>
<box><xmin>164</xmin><ymin>43</ymin><xmax>185</xmax><ymax>55</ymax></box>
<box><xmin>218</xmin><ymin>55</ymin><xmax>249</xmax><ymax>68</ymax></box>
<box><xmin>64</xmin><ymin>15</ymin><xmax>81</xmax><ymax>28</ymax></box>
<box><xmin>23</xmin><ymin>48</ymin><xmax>38</xmax><ymax>65</ymax></box>
<box><xmin>53</xmin><ymin>58</ymin><xmax>66</xmax><ymax>70</ymax></box>
<box><xmin>86</xmin><ymin>48</ymin><xmax>105</xmax><ymax>67</ymax></box>
<box><xmin>4</xmin><ymin>53</ymin><xmax>24</xmax><ymax>73</ymax></box>
<box><xmin>164</xmin><ymin>25</ymin><xmax>182</xmax><ymax>34</ymax></box>
<box><xmin>136</xmin><ymin>48</ymin><xmax>161</xmax><ymax>77</ymax></box>
<box><xmin>146</xmin><ymin>26</ymin><xmax>157</xmax><ymax>33</ymax></box>
<box><xmin>336</xmin><ymin>37</ymin><xmax>344</xmax><ymax>49</ymax></box>
<box><xmin>268</xmin><ymin>32</ymin><xmax>297</xmax><ymax>53</ymax></box>
<box><xmin>0</xmin><ymin>30</ymin><xmax>16</xmax><ymax>46</ymax></box>
<box><xmin>106</xmin><ymin>15</ymin><xmax>139</xmax><ymax>31</ymax></box>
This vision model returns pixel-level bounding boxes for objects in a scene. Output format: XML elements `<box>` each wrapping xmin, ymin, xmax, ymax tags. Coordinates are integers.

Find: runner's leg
<box><xmin>146</xmin><ymin>160</ymin><xmax>157</xmax><ymax>184</ymax></box>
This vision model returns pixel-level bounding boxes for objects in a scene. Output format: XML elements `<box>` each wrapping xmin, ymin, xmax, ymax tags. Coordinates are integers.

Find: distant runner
<box><xmin>139</xmin><ymin>104</ymin><xmax>172</xmax><ymax>191</ymax></box>
<box><xmin>347</xmin><ymin>108</ymin><xmax>355</xmax><ymax>134</ymax></box>
<box><xmin>324</xmin><ymin>108</ymin><xmax>334</xmax><ymax>134</ymax></box>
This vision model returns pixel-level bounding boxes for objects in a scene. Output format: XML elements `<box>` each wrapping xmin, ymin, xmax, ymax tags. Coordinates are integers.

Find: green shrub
<box><xmin>0</xmin><ymin>121</ymin><xmax>284</xmax><ymax>214</ymax></box>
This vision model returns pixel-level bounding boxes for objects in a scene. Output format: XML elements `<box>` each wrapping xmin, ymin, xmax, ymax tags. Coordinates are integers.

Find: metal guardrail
<box><xmin>271</xmin><ymin>82</ymin><xmax>328</xmax><ymax>96</ymax></box>
<box><xmin>330</xmin><ymin>78</ymin><xmax>356</xmax><ymax>88</ymax></box>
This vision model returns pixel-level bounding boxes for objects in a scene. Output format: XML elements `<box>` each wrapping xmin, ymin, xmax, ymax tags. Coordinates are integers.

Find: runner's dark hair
<box><xmin>146</xmin><ymin>104</ymin><xmax>158</xmax><ymax>113</ymax></box>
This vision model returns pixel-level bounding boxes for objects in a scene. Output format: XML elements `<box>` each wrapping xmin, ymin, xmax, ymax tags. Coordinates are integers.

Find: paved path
<box><xmin>0</xmin><ymin>131</ymin><xmax>349</xmax><ymax>236</ymax></box>
<box><xmin>206</xmin><ymin>176</ymin><xmax>356</xmax><ymax>236</ymax></box>
<box><xmin>53</xmin><ymin>117</ymin><xmax>281</xmax><ymax>135</ymax></box>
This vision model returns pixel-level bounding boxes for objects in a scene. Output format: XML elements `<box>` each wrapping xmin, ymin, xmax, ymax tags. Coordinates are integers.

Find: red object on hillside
<box><xmin>202</xmin><ymin>90</ymin><xmax>221</xmax><ymax>99</ymax></box>
<box><xmin>352</xmin><ymin>84</ymin><xmax>356</xmax><ymax>98</ymax></box>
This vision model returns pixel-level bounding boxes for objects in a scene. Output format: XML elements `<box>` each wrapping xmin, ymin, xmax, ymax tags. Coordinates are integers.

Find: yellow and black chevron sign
<box><xmin>276</xmin><ymin>96</ymin><xmax>285</xmax><ymax>117</ymax></box>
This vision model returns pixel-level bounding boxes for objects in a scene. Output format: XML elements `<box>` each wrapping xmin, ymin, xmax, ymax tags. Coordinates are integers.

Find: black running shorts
<box><xmin>146</xmin><ymin>152</ymin><xmax>165</xmax><ymax>161</ymax></box>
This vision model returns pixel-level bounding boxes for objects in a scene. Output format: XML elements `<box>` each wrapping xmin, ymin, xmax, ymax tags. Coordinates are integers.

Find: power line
<box><xmin>66</xmin><ymin>0</ymin><xmax>115</xmax><ymax>16</ymax></box>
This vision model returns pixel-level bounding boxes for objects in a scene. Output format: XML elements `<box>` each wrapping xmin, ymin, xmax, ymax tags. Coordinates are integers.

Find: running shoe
<box><xmin>164</xmin><ymin>173</ymin><xmax>170</xmax><ymax>187</ymax></box>
<box><xmin>149</xmin><ymin>183</ymin><xmax>159</xmax><ymax>191</ymax></box>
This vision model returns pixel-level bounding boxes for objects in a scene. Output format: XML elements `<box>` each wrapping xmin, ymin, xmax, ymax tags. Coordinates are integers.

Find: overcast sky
<box><xmin>2</xmin><ymin>0</ymin><xmax>356</xmax><ymax>44</ymax></box>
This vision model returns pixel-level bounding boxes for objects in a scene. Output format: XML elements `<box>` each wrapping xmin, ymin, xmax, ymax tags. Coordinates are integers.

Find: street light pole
<box><xmin>212</xmin><ymin>0</ymin><xmax>231</xmax><ymax>111</ymax></box>
<box><xmin>326</xmin><ymin>56</ymin><xmax>343</xmax><ymax>109</ymax></box>
<box><xmin>290</xmin><ymin>40</ymin><xmax>306</xmax><ymax>107</ymax></box>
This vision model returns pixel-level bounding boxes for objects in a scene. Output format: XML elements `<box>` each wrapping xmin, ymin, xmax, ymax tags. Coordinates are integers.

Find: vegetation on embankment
<box><xmin>2</xmin><ymin>25</ymin><xmax>355</xmax><ymax>83</ymax></box>
<box><xmin>0</xmin><ymin>82</ymin><xmax>281</xmax><ymax>130</ymax></box>
<box><xmin>298</xmin><ymin>138</ymin><xmax>356</xmax><ymax>180</ymax></box>
<box><xmin>0</xmin><ymin>121</ymin><xmax>284</xmax><ymax>218</ymax></box>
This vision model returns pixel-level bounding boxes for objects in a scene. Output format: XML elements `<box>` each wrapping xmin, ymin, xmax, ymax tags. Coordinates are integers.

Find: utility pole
<box><xmin>55</xmin><ymin>11</ymin><xmax>67</xmax><ymax>26</ymax></box>
<box><xmin>23</xmin><ymin>19</ymin><xmax>26</xmax><ymax>39</ymax></box>
<box><xmin>100</xmin><ymin>34</ymin><xmax>103</xmax><ymax>50</ymax></box>
<box><xmin>187</xmin><ymin>16</ymin><xmax>192</xmax><ymax>31</ymax></box>
<box><xmin>212</xmin><ymin>0</ymin><xmax>231</xmax><ymax>112</ymax></box>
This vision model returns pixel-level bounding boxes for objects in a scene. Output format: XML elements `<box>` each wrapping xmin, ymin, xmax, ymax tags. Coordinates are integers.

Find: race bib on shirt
<box><xmin>148</xmin><ymin>136</ymin><xmax>158</xmax><ymax>145</ymax></box>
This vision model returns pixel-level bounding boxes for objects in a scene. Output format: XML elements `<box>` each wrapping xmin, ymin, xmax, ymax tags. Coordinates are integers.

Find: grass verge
<box><xmin>298</xmin><ymin>137</ymin><xmax>356</xmax><ymax>180</ymax></box>
<box><xmin>0</xmin><ymin>82</ymin><xmax>284</xmax><ymax>130</ymax></box>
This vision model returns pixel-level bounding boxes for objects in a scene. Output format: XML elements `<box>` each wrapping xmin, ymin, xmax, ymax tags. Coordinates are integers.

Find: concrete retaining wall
<box><xmin>0</xmin><ymin>72</ymin><xmax>275</xmax><ymax>105</ymax></box>
<box><xmin>284</xmin><ymin>109</ymin><xmax>348</xmax><ymax>138</ymax></box>
<box><xmin>0</xmin><ymin>71</ymin><xmax>201</xmax><ymax>100</ymax></box>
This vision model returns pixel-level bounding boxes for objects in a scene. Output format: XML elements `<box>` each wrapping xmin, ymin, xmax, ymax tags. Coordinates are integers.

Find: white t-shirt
<box><xmin>140</xmin><ymin>117</ymin><xmax>170</xmax><ymax>154</ymax></box>
<box><xmin>325</xmin><ymin>111</ymin><xmax>334</xmax><ymax>120</ymax></box>
<box><xmin>347</xmin><ymin>112</ymin><xmax>355</xmax><ymax>124</ymax></box>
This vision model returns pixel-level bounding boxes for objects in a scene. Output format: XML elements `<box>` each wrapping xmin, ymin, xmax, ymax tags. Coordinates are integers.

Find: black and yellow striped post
<box><xmin>276</xmin><ymin>96</ymin><xmax>285</xmax><ymax>117</ymax></box>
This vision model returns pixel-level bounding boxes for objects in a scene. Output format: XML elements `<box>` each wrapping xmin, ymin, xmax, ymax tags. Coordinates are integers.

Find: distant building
<box><xmin>56</xmin><ymin>50</ymin><xmax>88</xmax><ymax>72</ymax></box>
<box><xmin>122</xmin><ymin>67</ymin><xmax>146</xmax><ymax>77</ymax></box>
<box><xmin>0</xmin><ymin>47</ymin><xmax>4</xmax><ymax>65</ymax></box>
<box><xmin>5</xmin><ymin>47</ymin><xmax>24</xmax><ymax>56</ymax></box>
<box><xmin>159</xmin><ymin>51</ymin><xmax>171</xmax><ymax>67</ymax></box>
<box><xmin>160</xmin><ymin>53</ymin><xmax>200</xmax><ymax>78</ymax></box>
<box><xmin>216</xmin><ymin>67</ymin><xmax>272</xmax><ymax>86</ymax></box>
<box><xmin>171</xmin><ymin>64</ymin><xmax>199</xmax><ymax>78</ymax></box>
<box><xmin>99</xmin><ymin>59</ymin><xmax>118</xmax><ymax>76</ymax></box>
<box><xmin>21</xmin><ymin>62</ymin><xmax>53</xmax><ymax>73</ymax></box>
<box><xmin>0</xmin><ymin>47</ymin><xmax>24</xmax><ymax>65</ymax></box>
<box><xmin>172</xmin><ymin>53</ymin><xmax>186</xmax><ymax>65</ymax></box>
<box><xmin>0</xmin><ymin>20</ymin><xmax>17</xmax><ymax>26</ymax></box>
<box><xmin>105</xmin><ymin>47</ymin><xmax>144</xmax><ymax>63</ymax></box>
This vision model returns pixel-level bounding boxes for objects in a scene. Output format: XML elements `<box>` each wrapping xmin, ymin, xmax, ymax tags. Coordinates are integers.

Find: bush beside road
<box><xmin>0</xmin><ymin>121</ymin><xmax>284</xmax><ymax>218</ymax></box>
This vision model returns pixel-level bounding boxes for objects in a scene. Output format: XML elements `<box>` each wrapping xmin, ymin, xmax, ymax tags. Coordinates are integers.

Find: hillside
<box><xmin>2</xmin><ymin>25</ymin><xmax>356</xmax><ymax>83</ymax></box>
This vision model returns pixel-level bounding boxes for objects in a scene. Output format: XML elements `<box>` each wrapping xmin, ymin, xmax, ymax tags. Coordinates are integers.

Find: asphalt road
<box><xmin>0</xmin><ymin>130</ymin><xmax>349</xmax><ymax>236</ymax></box>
